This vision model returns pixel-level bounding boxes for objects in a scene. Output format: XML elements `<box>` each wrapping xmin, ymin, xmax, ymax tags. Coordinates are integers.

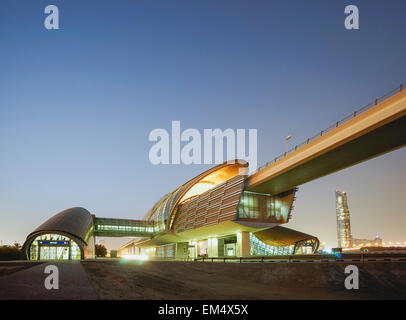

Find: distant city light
<box><xmin>121</xmin><ymin>254</ymin><xmax>148</xmax><ymax>261</ymax></box>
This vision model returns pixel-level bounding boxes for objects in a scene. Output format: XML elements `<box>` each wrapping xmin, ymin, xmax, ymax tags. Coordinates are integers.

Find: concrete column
<box><xmin>237</xmin><ymin>232</ymin><xmax>251</xmax><ymax>257</ymax></box>
<box><xmin>208</xmin><ymin>238</ymin><xmax>218</xmax><ymax>257</ymax></box>
<box><xmin>175</xmin><ymin>242</ymin><xmax>188</xmax><ymax>259</ymax></box>
<box><xmin>188</xmin><ymin>241</ymin><xmax>197</xmax><ymax>259</ymax></box>
<box><xmin>218</xmin><ymin>239</ymin><xmax>225</xmax><ymax>257</ymax></box>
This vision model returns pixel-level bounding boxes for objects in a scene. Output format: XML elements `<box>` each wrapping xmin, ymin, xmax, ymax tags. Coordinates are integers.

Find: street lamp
<box><xmin>286</xmin><ymin>135</ymin><xmax>292</xmax><ymax>154</ymax></box>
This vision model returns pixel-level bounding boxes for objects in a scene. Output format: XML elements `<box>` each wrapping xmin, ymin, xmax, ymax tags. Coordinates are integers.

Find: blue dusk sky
<box><xmin>0</xmin><ymin>0</ymin><xmax>405</xmax><ymax>249</ymax></box>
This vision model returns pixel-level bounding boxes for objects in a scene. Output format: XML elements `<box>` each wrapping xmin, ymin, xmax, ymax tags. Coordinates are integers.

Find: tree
<box><xmin>0</xmin><ymin>245</ymin><xmax>24</xmax><ymax>261</ymax></box>
<box><xmin>95</xmin><ymin>244</ymin><xmax>107</xmax><ymax>258</ymax></box>
<box><xmin>13</xmin><ymin>242</ymin><xmax>22</xmax><ymax>250</ymax></box>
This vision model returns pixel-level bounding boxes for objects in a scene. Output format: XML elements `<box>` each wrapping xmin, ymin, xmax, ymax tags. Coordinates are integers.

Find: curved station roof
<box><xmin>143</xmin><ymin>160</ymin><xmax>248</xmax><ymax>231</ymax></box>
<box><xmin>23</xmin><ymin>207</ymin><xmax>94</xmax><ymax>256</ymax></box>
<box><xmin>27</xmin><ymin>207</ymin><xmax>94</xmax><ymax>243</ymax></box>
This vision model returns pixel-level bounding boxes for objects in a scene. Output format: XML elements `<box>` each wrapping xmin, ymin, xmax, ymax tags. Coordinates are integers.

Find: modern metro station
<box><xmin>22</xmin><ymin>85</ymin><xmax>406</xmax><ymax>260</ymax></box>
<box><xmin>22</xmin><ymin>161</ymin><xmax>319</xmax><ymax>260</ymax></box>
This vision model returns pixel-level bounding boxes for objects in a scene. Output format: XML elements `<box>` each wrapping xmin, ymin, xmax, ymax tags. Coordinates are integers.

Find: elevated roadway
<box><xmin>247</xmin><ymin>85</ymin><xmax>406</xmax><ymax>194</ymax></box>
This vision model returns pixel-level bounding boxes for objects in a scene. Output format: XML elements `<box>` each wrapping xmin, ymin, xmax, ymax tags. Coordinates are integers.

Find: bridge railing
<box><xmin>194</xmin><ymin>253</ymin><xmax>406</xmax><ymax>263</ymax></box>
<box><xmin>256</xmin><ymin>83</ymin><xmax>405</xmax><ymax>172</ymax></box>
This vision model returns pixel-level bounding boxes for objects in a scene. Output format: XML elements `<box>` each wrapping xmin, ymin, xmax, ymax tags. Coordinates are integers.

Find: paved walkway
<box><xmin>0</xmin><ymin>261</ymin><xmax>99</xmax><ymax>300</ymax></box>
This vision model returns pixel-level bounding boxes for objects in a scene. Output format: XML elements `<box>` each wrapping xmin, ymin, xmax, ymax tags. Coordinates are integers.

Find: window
<box><xmin>29</xmin><ymin>233</ymin><xmax>81</xmax><ymax>260</ymax></box>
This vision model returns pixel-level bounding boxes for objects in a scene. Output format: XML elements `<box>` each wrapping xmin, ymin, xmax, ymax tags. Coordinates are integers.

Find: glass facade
<box><xmin>94</xmin><ymin>217</ymin><xmax>156</xmax><ymax>238</ymax></box>
<box><xmin>29</xmin><ymin>233</ymin><xmax>82</xmax><ymax>260</ymax></box>
<box><xmin>148</xmin><ymin>185</ymin><xmax>186</xmax><ymax>232</ymax></box>
<box><xmin>95</xmin><ymin>224</ymin><xmax>155</xmax><ymax>233</ymax></box>
<box><xmin>294</xmin><ymin>240</ymin><xmax>317</xmax><ymax>254</ymax></box>
<box><xmin>156</xmin><ymin>244</ymin><xmax>175</xmax><ymax>258</ymax></box>
<box><xmin>179</xmin><ymin>181</ymin><xmax>216</xmax><ymax>203</ymax></box>
<box><xmin>224</xmin><ymin>243</ymin><xmax>237</xmax><ymax>256</ymax></box>
<box><xmin>198</xmin><ymin>240</ymin><xmax>208</xmax><ymax>257</ymax></box>
<box><xmin>250</xmin><ymin>233</ymin><xmax>318</xmax><ymax>256</ymax></box>
<box><xmin>238</xmin><ymin>191</ymin><xmax>290</xmax><ymax>222</ymax></box>
<box><xmin>250</xmin><ymin>233</ymin><xmax>295</xmax><ymax>256</ymax></box>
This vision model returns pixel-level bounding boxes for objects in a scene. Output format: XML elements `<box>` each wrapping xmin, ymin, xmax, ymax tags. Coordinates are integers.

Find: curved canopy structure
<box><xmin>252</xmin><ymin>226</ymin><xmax>319</xmax><ymax>255</ymax></box>
<box><xmin>22</xmin><ymin>207</ymin><xmax>95</xmax><ymax>260</ymax></box>
<box><xmin>253</xmin><ymin>226</ymin><xmax>318</xmax><ymax>247</ymax></box>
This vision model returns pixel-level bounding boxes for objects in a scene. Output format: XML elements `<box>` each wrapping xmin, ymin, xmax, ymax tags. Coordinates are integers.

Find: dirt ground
<box><xmin>82</xmin><ymin>260</ymin><xmax>406</xmax><ymax>300</ymax></box>
<box><xmin>0</xmin><ymin>262</ymin><xmax>42</xmax><ymax>278</ymax></box>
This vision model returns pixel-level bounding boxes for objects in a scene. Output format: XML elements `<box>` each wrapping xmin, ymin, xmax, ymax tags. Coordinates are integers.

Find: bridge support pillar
<box><xmin>175</xmin><ymin>242</ymin><xmax>188</xmax><ymax>259</ymax></box>
<box><xmin>237</xmin><ymin>231</ymin><xmax>251</xmax><ymax>257</ymax></box>
<box><xmin>208</xmin><ymin>237</ymin><xmax>218</xmax><ymax>257</ymax></box>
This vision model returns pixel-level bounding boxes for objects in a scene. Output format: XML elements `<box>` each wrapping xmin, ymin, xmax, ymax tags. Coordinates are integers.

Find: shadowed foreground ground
<box><xmin>0</xmin><ymin>261</ymin><xmax>42</xmax><ymax>277</ymax></box>
<box><xmin>82</xmin><ymin>260</ymin><xmax>406</xmax><ymax>300</ymax></box>
<box><xmin>0</xmin><ymin>261</ymin><xmax>99</xmax><ymax>300</ymax></box>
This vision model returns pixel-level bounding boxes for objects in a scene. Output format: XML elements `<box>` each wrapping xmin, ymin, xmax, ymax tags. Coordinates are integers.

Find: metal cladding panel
<box><xmin>172</xmin><ymin>174</ymin><xmax>246</xmax><ymax>233</ymax></box>
<box><xmin>253</xmin><ymin>226</ymin><xmax>318</xmax><ymax>247</ymax></box>
<box><xmin>27</xmin><ymin>207</ymin><xmax>94</xmax><ymax>244</ymax></box>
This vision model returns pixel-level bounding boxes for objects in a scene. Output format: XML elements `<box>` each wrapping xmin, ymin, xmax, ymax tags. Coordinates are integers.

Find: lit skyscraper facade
<box><xmin>336</xmin><ymin>190</ymin><xmax>352</xmax><ymax>248</ymax></box>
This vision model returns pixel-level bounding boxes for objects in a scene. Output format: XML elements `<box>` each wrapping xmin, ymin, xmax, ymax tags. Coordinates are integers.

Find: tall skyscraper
<box><xmin>336</xmin><ymin>190</ymin><xmax>352</xmax><ymax>248</ymax></box>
